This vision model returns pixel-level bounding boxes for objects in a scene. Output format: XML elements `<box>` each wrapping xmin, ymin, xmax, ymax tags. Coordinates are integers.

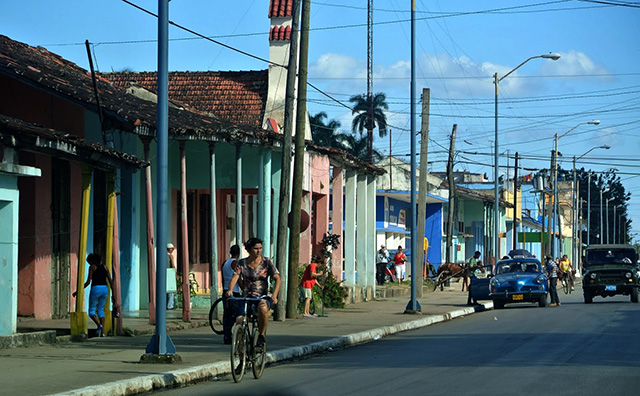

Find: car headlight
<box><xmin>534</xmin><ymin>275</ymin><xmax>545</xmax><ymax>284</ymax></box>
<box><xmin>590</xmin><ymin>273</ymin><xmax>597</xmax><ymax>279</ymax></box>
<box><xmin>625</xmin><ymin>272</ymin><xmax>632</xmax><ymax>278</ymax></box>
<box><xmin>490</xmin><ymin>278</ymin><xmax>499</xmax><ymax>287</ymax></box>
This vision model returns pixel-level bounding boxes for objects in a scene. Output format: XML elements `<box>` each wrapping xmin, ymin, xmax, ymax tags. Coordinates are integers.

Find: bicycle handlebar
<box><xmin>228</xmin><ymin>295</ymin><xmax>270</xmax><ymax>302</ymax></box>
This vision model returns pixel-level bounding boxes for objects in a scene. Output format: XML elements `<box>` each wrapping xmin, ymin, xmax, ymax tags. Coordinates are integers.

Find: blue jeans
<box><xmin>89</xmin><ymin>285</ymin><xmax>109</xmax><ymax>318</ymax></box>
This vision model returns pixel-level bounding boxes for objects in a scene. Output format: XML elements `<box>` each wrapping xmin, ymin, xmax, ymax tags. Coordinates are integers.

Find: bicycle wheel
<box><xmin>251</xmin><ymin>328</ymin><xmax>267</xmax><ymax>379</ymax></box>
<box><xmin>309</xmin><ymin>292</ymin><xmax>316</xmax><ymax>316</ymax></box>
<box><xmin>562</xmin><ymin>277</ymin><xmax>569</xmax><ymax>295</ymax></box>
<box><xmin>230</xmin><ymin>324</ymin><xmax>246</xmax><ymax>383</ymax></box>
<box><xmin>208</xmin><ymin>297</ymin><xmax>224</xmax><ymax>335</ymax></box>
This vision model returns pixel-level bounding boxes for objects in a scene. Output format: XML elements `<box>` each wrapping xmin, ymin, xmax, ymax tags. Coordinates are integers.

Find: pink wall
<box><xmin>18</xmin><ymin>154</ymin><xmax>52</xmax><ymax>319</ymax></box>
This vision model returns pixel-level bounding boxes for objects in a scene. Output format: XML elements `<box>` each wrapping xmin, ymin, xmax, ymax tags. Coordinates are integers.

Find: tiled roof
<box><xmin>270</xmin><ymin>25</ymin><xmax>292</xmax><ymax>41</ymax></box>
<box><xmin>0</xmin><ymin>114</ymin><xmax>148</xmax><ymax>171</ymax></box>
<box><xmin>269</xmin><ymin>0</ymin><xmax>293</xmax><ymax>17</ymax></box>
<box><xmin>103</xmin><ymin>71</ymin><xmax>268</xmax><ymax>128</ymax></box>
<box><xmin>0</xmin><ymin>35</ymin><xmax>269</xmax><ymax>142</ymax></box>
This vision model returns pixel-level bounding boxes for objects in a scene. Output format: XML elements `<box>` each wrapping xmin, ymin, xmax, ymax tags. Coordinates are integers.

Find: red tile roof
<box><xmin>103</xmin><ymin>71</ymin><xmax>268</xmax><ymax>128</ymax></box>
<box><xmin>269</xmin><ymin>0</ymin><xmax>293</xmax><ymax>17</ymax></box>
<box><xmin>270</xmin><ymin>25</ymin><xmax>292</xmax><ymax>41</ymax></box>
<box><xmin>0</xmin><ymin>35</ymin><xmax>270</xmax><ymax>142</ymax></box>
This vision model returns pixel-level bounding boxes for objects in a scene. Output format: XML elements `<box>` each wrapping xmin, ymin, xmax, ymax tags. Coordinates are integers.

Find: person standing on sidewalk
<box><xmin>545</xmin><ymin>255</ymin><xmax>560</xmax><ymax>306</ymax></box>
<box><xmin>300</xmin><ymin>256</ymin><xmax>324</xmax><ymax>318</ymax></box>
<box><xmin>221</xmin><ymin>244</ymin><xmax>242</xmax><ymax>344</ymax></box>
<box><xmin>376</xmin><ymin>245</ymin><xmax>389</xmax><ymax>285</ymax></box>
<box><xmin>393</xmin><ymin>246</ymin><xmax>407</xmax><ymax>285</ymax></box>
<box><xmin>73</xmin><ymin>253</ymin><xmax>114</xmax><ymax>337</ymax></box>
<box><xmin>166</xmin><ymin>243</ymin><xmax>178</xmax><ymax>310</ymax></box>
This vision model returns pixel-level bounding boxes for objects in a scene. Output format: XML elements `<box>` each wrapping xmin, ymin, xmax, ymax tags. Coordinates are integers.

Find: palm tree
<box><xmin>310</xmin><ymin>112</ymin><xmax>342</xmax><ymax>148</ymax></box>
<box><xmin>309</xmin><ymin>111</ymin><xmax>382</xmax><ymax>162</ymax></box>
<box><xmin>348</xmin><ymin>92</ymin><xmax>389</xmax><ymax>163</ymax></box>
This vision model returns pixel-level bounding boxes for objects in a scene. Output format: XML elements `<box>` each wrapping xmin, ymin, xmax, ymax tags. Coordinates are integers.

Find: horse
<box><xmin>434</xmin><ymin>262</ymin><xmax>469</xmax><ymax>291</ymax></box>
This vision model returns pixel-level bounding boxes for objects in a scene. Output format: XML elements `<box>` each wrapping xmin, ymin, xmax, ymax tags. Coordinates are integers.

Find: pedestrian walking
<box><xmin>221</xmin><ymin>244</ymin><xmax>241</xmax><ymax>344</ymax></box>
<box><xmin>166</xmin><ymin>243</ymin><xmax>178</xmax><ymax>310</ymax></box>
<box><xmin>376</xmin><ymin>245</ymin><xmax>389</xmax><ymax>285</ymax></box>
<box><xmin>73</xmin><ymin>253</ymin><xmax>114</xmax><ymax>337</ymax></box>
<box><xmin>393</xmin><ymin>246</ymin><xmax>407</xmax><ymax>285</ymax></box>
<box><xmin>545</xmin><ymin>255</ymin><xmax>560</xmax><ymax>306</ymax></box>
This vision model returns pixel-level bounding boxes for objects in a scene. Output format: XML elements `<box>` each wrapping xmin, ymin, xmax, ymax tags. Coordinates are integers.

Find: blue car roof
<box><xmin>497</xmin><ymin>258</ymin><xmax>541</xmax><ymax>264</ymax></box>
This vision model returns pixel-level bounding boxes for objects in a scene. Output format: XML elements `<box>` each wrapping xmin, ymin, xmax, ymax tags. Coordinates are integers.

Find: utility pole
<box><xmin>366</xmin><ymin>0</ymin><xmax>374</xmax><ymax>163</ymax></box>
<box><xmin>416</xmin><ymin>88</ymin><xmax>430</xmax><ymax>298</ymax></box>
<box><xmin>445</xmin><ymin>125</ymin><xmax>457</xmax><ymax>264</ymax></box>
<box><xmin>513</xmin><ymin>152</ymin><xmax>519</xmax><ymax>250</ymax></box>
<box><xmin>287</xmin><ymin>0</ymin><xmax>310</xmax><ymax>319</ymax></box>
<box><xmin>547</xmin><ymin>149</ymin><xmax>555</xmax><ymax>257</ymax></box>
<box><xmin>274</xmin><ymin>0</ymin><xmax>301</xmax><ymax>321</ymax></box>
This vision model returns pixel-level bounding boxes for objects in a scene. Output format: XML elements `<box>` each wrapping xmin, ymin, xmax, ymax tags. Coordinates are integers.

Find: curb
<box><xmin>50</xmin><ymin>302</ymin><xmax>492</xmax><ymax>396</ymax></box>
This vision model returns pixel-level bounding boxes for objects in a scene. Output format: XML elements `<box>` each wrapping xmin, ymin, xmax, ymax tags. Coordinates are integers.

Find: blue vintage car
<box><xmin>489</xmin><ymin>258</ymin><xmax>549</xmax><ymax>309</ymax></box>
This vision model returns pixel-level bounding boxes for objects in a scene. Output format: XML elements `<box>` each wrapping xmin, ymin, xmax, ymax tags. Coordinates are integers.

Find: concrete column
<box><xmin>344</xmin><ymin>170</ymin><xmax>356</xmax><ymax>297</ymax></box>
<box><xmin>262</xmin><ymin>150</ymin><xmax>272</xmax><ymax>258</ymax></box>
<box><xmin>331</xmin><ymin>167</ymin><xmax>344</xmax><ymax>278</ymax></box>
<box><xmin>209</xmin><ymin>143</ymin><xmax>219</xmax><ymax>303</ymax></box>
<box><xmin>356</xmin><ymin>174</ymin><xmax>369</xmax><ymax>301</ymax></box>
<box><xmin>235</xmin><ymin>144</ymin><xmax>243</xmax><ymax>247</ymax></box>
<box><xmin>367</xmin><ymin>175</ymin><xmax>377</xmax><ymax>296</ymax></box>
<box><xmin>0</xmin><ymin>175</ymin><xmax>19</xmax><ymax>335</ymax></box>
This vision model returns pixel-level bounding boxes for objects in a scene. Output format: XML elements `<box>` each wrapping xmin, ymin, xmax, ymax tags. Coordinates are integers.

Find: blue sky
<box><xmin>3</xmin><ymin>0</ymin><xmax>640</xmax><ymax>240</ymax></box>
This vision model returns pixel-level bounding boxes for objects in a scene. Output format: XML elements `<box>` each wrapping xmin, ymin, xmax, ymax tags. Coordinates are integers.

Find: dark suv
<box><xmin>582</xmin><ymin>244</ymin><xmax>639</xmax><ymax>304</ymax></box>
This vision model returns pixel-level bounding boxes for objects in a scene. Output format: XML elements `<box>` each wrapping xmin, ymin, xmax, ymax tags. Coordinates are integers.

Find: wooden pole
<box><xmin>287</xmin><ymin>0</ymin><xmax>310</xmax><ymax>319</ymax></box>
<box><xmin>274</xmin><ymin>0</ymin><xmax>301</xmax><ymax>322</ymax></box>
<box><xmin>416</xmin><ymin>88</ymin><xmax>430</xmax><ymax>297</ymax></box>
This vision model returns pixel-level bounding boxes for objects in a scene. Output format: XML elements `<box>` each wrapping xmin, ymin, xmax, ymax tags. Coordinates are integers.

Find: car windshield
<box><xmin>586</xmin><ymin>249</ymin><xmax>637</xmax><ymax>266</ymax></box>
<box><xmin>496</xmin><ymin>261</ymin><xmax>540</xmax><ymax>274</ymax></box>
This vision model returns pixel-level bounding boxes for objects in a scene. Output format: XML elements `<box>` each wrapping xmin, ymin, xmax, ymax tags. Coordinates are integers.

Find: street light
<box><xmin>587</xmin><ymin>167</ymin><xmax>618</xmax><ymax>247</ymax></box>
<box><xmin>494</xmin><ymin>53</ymin><xmax>560</xmax><ymax>263</ymax></box>
<box><xmin>573</xmin><ymin>144</ymin><xmax>609</xmax><ymax>272</ymax></box>
<box><xmin>606</xmin><ymin>197</ymin><xmax>614</xmax><ymax>244</ymax></box>
<box><xmin>613</xmin><ymin>204</ymin><xmax>622</xmax><ymax>244</ymax></box>
<box><xmin>551</xmin><ymin>120</ymin><xmax>600</xmax><ymax>258</ymax></box>
<box><xmin>600</xmin><ymin>187</ymin><xmax>609</xmax><ymax>244</ymax></box>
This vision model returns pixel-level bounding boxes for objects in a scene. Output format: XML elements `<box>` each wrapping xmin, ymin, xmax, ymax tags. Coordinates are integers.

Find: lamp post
<box><xmin>573</xmin><ymin>144</ymin><xmax>609</xmax><ymax>272</ymax></box>
<box><xmin>494</xmin><ymin>53</ymin><xmax>560</xmax><ymax>263</ymax></box>
<box><xmin>613</xmin><ymin>204</ymin><xmax>622</xmax><ymax>244</ymax></box>
<box><xmin>600</xmin><ymin>187</ymin><xmax>609</xmax><ymax>244</ymax></box>
<box><xmin>551</xmin><ymin>120</ymin><xmax>600</xmax><ymax>258</ymax></box>
<box><xmin>606</xmin><ymin>197</ymin><xmax>614</xmax><ymax>244</ymax></box>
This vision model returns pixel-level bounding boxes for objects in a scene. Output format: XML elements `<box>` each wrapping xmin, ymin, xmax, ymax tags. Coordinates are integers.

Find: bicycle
<box><xmin>229</xmin><ymin>296</ymin><xmax>268</xmax><ymax>383</ymax></box>
<box><xmin>559</xmin><ymin>271</ymin><xmax>572</xmax><ymax>295</ymax></box>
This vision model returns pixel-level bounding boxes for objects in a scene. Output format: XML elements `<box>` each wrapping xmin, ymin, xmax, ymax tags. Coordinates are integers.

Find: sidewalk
<box><xmin>1</xmin><ymin>286</ymin><xmax>492</xmax><ymax>396</ymax></box>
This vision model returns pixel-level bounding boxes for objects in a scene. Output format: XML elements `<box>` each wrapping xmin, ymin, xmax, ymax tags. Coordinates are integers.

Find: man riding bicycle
<box><xmin>226</xmin><ymin>237</ymin><xmax>281</xmax><ymax>349</ymax></box>
<box><xmin>558</xmin><ymin>254</ymin><xmax>575</xmax><ymax>291</ymax></box>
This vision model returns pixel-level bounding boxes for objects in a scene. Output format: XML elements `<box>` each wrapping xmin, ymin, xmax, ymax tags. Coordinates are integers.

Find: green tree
<box><xmin>348</xmin><ymin>92</ymin><xmax>389</xmax><ymax>163</ymax></box>
<box><xmin>309</xmin><ymin>111</ymin><xmax>383</xmax><ymax>163</ymax></box>
<box><xmin>567</xmin><ymin>167</ymin><xmax>630</xmax><ymax>245</ymax></box>
<box><xmin>309</xmin><ymin>111</ymin><xmax>342</xmax><ymax>148</ymax></box>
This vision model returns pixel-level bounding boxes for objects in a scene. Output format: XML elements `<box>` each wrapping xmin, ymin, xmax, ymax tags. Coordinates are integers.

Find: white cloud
<box><xmin>540</xmin><ymin>50</ymin><xmax>609</xmax><ymax>77</ymax></box>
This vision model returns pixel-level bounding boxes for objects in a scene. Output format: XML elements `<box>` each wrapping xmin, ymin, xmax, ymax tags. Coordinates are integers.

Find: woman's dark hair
<box><xmin>244</xmin><ymin>237</ymin><xmax>263</xmax><ymax>252</ymax></box>
<box><xmin>87</xmin><ymin>253</ymin><xmax>102</xmax><ymax>266</ymax></box>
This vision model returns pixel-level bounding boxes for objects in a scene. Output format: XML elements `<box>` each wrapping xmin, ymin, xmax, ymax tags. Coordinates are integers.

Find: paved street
<box><xmin>155</xmin><ymin>289</ymin><xmax>640</xmax><ymax>396</ymax></box>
